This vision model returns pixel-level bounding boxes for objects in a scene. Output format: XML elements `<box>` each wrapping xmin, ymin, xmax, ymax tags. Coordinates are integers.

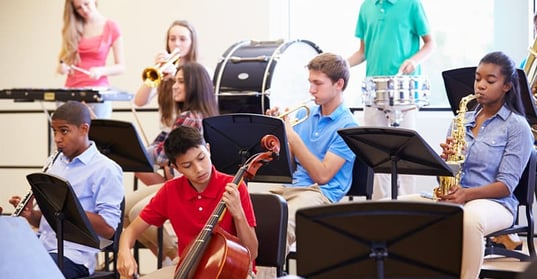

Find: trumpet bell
<box><xmin>141</xmin><ymin>48</ymin><xmax>181</xmax><ymax>88</ymax></box>
<box><xmin>142</xmin><ymin>67</ymin><xmax>163</xmax><ymax>88</ymax></box>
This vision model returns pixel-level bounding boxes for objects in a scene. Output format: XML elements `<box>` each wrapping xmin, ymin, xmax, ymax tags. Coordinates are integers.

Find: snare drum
<box><xmin>362</xmin><ymin>75</ymin><xmax>430</xmax><ymax>109</ymax></box>
<box><xmin>214</xmin><ymin>39</ymin><xmax>322</xmax><ymax>114</ymax></box>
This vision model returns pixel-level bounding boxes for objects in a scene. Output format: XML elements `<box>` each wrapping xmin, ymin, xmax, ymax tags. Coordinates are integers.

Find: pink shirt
<box><xmin>140</xmin><ymin>166</ymin><xmax>257</xmax><ymax>256</ymax></box>
<box><xmin>65</xmin><ymin>20</ymin><xmax>121</xmax><ymax>88</ymax></box>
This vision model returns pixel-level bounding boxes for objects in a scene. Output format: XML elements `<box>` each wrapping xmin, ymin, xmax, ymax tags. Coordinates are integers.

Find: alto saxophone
<box><xmin>11</xmin><ymin>150</ymin><xmax>61</xmax><ymax>217</ymax></box>
<box><xmin>434</xmin><ymin>94</ymin><xmax>476</xmax><ymax>199</ymax></box>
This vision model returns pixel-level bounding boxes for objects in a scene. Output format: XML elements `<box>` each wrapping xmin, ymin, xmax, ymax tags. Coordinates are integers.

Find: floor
<box><xmin>480</xmin><ymin>240</ymin><xmax>535</xmax><ymax>278</ymax></box>
<box><xmin>481</xmin><ymin>258</ymin><xmax>530</xmax><ymax>275</ymax></box>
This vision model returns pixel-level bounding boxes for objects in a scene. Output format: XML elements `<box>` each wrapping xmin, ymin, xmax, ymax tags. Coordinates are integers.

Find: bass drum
<box><xmin>214</xmin><ymin>39</ymin><xmax>322</xmax><ymax>113</ymax></box>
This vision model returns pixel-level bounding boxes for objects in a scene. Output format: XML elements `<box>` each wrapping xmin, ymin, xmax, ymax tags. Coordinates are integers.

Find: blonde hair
<box><xmin>58</xmin><ymin>0</ymin><xmax>87</xmax><ymax>65</ymax></box>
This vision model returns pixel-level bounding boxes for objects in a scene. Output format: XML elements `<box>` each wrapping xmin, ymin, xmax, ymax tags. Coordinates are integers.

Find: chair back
<box><xmin>251</xmin><ymin>193</ymin><xmax>288</xmax><ymax>276</ymax></box>
<box><xmin>80</xmin><ymin>198</ymin><xmax>125</xmax><ymax>279</ymax></box>
<box><xmin>346</xmin><ymin>158</ymin><xmax>374</xmax><ymax>200</ymax></box>
<box><xmin>107</xmin><ymin>198</ymin><xmax>125</xmax><ymax>273</ymax></box>
<box><xmin>481</xmin><ymin>149</ymin><xmax>537</xmax><ymax>264</ymax></box>
<box><xmin>513</xmin><ymin>149</ymin><xmax>537</xmax><ymax>209</ymax></box>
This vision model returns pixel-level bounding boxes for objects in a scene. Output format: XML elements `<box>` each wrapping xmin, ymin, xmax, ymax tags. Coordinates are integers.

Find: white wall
<box><xmin>0</xmin><ymin>0</ymin><xmax>282</xmax><ymax>107</ymax></box>
<box><xmin>0</xmin><ymin>0</ymin><xmax>279</xmax><ymax>211</ymax></box>
<box><xmin>0</xmin><ymin>0</ymin><xmax>534</xmax><ymax>215</ymax></box>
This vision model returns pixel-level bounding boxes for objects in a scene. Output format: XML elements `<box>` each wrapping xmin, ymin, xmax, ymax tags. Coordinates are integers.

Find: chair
<box><xmin>480</xmin><ymin>150</ymin><xmax>537</xmax><ymax>278</ymax></box>
<box><xmin>346</xmin><ymin>158</ymin><xmax>374</xmax><ymax>201</ymax></box>
<box><xmin>285</xmin><ymin>158</ymin><xmax>373</xmax><ymax>274</ymax></box>
<box><xmin>133</xmin><ymin>226</ymin><xmax>164</xmax><ymax>271</ymax></box>
<box><xmin>484</xmin><ymin>149</ymin><xmax>537</xmax><ymax>260</ymax></box>
<box><xmin>251</xmin><ymin>192</ymin><xmax>289</xmax><ymax>277</ymax></box>
<box><xmin>131</xmin><ymin>176</ymin><xmax>165</xmax><ymax>271</ymax></box>
<box><xmin>81</xmin><ymin>198</ymin><xmax>126</xmax><ymax>279</ymax></box>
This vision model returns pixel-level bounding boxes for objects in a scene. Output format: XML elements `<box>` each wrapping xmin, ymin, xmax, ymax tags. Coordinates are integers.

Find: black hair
<box><xmin>164</xmin><ymin>125</ymin><xmax>206</xmax><ymax>163</ymax></box>
<box><xmin>51</xmin><ymin>101</ymin><xmax>91</xmax><ymax>126</ymax></box>
<box><xmin>479</xmin><ymin>51</ymin><xmax>525</xmax><ymax>116</ymax></box>
<box><xmin>175</xmin><ymin>62</ymin><xmax>219</xmax><ymax>117</ymax></box>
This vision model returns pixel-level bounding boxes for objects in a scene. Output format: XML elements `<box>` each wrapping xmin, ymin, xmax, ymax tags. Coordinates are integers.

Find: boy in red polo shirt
<box><xmin>117</xmin><ymin>126</ymin><xmax>258</xmax><ymax>278</ymax></box>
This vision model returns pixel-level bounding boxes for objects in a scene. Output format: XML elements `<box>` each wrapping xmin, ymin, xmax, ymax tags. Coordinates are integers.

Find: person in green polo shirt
<box><xmin>347</xmin><ymin>0</ymin><xmax>435</xmax><ymax>200</ymax></box>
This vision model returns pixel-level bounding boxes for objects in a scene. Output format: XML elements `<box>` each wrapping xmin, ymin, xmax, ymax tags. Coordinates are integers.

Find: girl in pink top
<box><xmin>56</xmin><ymin>0</ymin><xmax>125</xmax><ymax>118</ymax></box>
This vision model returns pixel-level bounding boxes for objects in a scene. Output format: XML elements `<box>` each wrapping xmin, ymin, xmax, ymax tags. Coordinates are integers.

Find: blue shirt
<box><xmin>290</xmin><ymin>104</ymin><xmax>358</xmax><ymax>202</ymax></box>
<box><xmin>38</xmin><ymin>142</ymin><xmax>124</xmax><ymax>274</ymax></box>
<box><xmin>355</xmin><ymin>0</ymin><xmax>431</xmax><ymax>76</ymax></box>
<box><xmin>460</xmin><ymin>106</ymin><xmax>533</xmax><ymax>216</ymax></box>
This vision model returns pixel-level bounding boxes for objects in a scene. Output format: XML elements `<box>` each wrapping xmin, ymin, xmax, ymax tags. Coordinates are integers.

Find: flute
<box><xmin>11</xmin><ymin>150</ymin><xmax>61</xmax><ymax>217</ymax></box>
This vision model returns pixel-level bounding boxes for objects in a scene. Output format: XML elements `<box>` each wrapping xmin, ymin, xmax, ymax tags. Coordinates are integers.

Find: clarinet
<box><xmin>11</xmin><ymin>150</ymin><xmax>61</xmax><ymax>217</ymax></box>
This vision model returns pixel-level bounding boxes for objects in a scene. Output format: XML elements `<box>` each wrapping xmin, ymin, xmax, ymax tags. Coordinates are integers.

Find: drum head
<box><xmin>214</xmin><ymin>40</ymin><xmax>279</xmax><ymax>93</ymax></box>
<box><xmin>214</xmin><ymin>39</ymin><xmax>322</xmax><ymax>114</ymax></box>
<box><xmin>268</xmin><ymin>40</ymin><xmax>322</xmax><ymax>109</ymax></box>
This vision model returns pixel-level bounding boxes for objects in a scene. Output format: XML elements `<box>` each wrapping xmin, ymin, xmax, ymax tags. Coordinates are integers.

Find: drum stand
<box><xmin>378</xmin><ymin>105</ymin><xmax>417</xmax><ymax>127</ymax></box>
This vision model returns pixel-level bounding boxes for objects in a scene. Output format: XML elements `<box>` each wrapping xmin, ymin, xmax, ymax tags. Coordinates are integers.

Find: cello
<box><xmin>173</xmin><ymin>134</ymin><xmax>280</xmax><ymax>279</ymax></box>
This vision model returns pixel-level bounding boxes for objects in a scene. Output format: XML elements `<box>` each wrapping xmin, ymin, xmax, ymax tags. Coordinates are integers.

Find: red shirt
<box><xmin>140</xmin><ymin>166</ymin><xmax>257</xmax><ymax>257</ymax></box>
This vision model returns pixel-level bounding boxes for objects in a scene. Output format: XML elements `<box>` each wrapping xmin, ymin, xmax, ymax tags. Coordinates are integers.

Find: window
<box><xmin>285</xmin><ymin>0</ymin><xmax>534</xmax><ymax>108</ymax></box>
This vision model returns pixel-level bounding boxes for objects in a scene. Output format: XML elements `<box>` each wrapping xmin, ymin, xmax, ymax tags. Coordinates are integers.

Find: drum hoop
<box><xmin>260</xmin><ymin>39</ymin><xmax>323</xmax><ymax>94</ymax></box>
<box><xmin>214</xmin><ymin>40</ymin><xmax>251</xmax><ymax>95</ymax></box>
<box><xmin>261</xmin><ymin>41</ymin><xmax>286</xmax><ymax>95</ymax></box>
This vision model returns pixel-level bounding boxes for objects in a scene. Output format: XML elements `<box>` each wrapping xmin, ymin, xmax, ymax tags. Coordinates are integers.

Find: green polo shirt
<box><xmin>355</xmin><ymin>0</ymin><xmax>431</xmax><ymax>76</ymax></box>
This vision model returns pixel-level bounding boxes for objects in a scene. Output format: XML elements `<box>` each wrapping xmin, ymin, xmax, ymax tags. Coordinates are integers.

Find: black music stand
<box><xmin>26</xmin><ymin>173</ymin><xmax>110</xmax><ymax>271</ymax></box>
<box><xmin>89</xmin><ymin>119</ymin><xmax>153</xmax><ymax>172</ymax></box>
<box><xmin>202</xmin><ymin>113</ymin><xmax>293</xmax><ymax>183</ymax></box>
<box><xmin>338</xmin><ymin>127</ymin><xmax>454</xmax><ymax>200</ymax></box>
<box><xmin>442</xmin><ymin>67</ymin><xmax>537</xmax><ymax>127</ymax></box>
<box><xmin>295</xmin><ymin>201</ymin><xmax>463</xmax><ymax>279</ymax></box>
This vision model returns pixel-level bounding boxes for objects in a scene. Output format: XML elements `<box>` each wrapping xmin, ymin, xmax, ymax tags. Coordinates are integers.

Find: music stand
<box><xmin>338</xmin><ymin>127</ymin><xmax>454</xmax><ymax>200</ymax></box>
<box><xmin>202</xmin><ymin>113</ymin><xmax>293</xmax><ymax>183</ymax></box>
<box><xmin>89</xmin><ymin>119</ymin><xmax>153</xmax><ymax>172</ymax></box>
<box><xmin>26</xmin><ymin>172</ymin><xmax>110</xmax><ymax>271</ymax></box>
<box><xmin>295</xmin><ymin>201</ymin><xmax>463</xmax><ymax>279</ymax></box>
<box><xmin>442</xmin><ymin>67</ymin><xmax>537</xmax><ymax>127</ymax></box>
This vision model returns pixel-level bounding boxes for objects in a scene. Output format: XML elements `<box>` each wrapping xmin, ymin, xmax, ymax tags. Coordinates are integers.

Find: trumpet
<box><xmin>142</xmin><ymin>48</ymin><xmax>181</xmax><ymax>88</ymax></box>
<box><xmin>274</xmin><ymin>99</ymin><xmax>313</xmax><ymax>126</ymax></box>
